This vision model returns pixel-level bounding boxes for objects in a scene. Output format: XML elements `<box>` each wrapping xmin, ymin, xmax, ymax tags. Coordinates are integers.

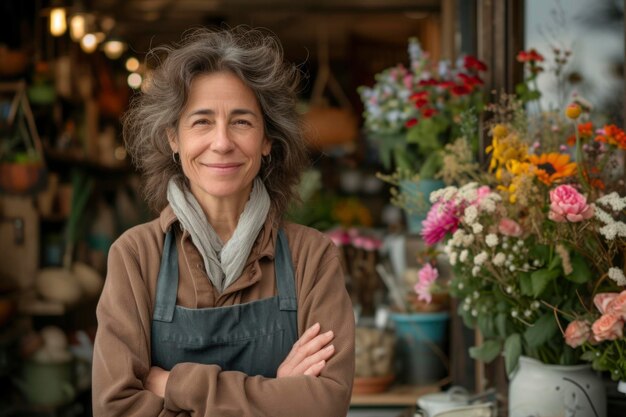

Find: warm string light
<box><xmin>49</xmin><ymin>7</ymin><xmax>67</xmax><ymax>36</ymax></box>
<box><xmin>69</xmin><ymin>14</ymin><xmax>85</xmax><ymax>41</ymax></box>
<box><xmin>127</xmin><ymin>73</ymin><xmax>142</xmax><ymax>89</ymax></box>
<box><xmin>125</xmin><ymin>57</ymin><xmax>139</xmax><ymax>72</ymax></box>
<box><xmin>80</xmin><ymin>33</ymin><xmax>98</xmax><ymax>53</ymax></box>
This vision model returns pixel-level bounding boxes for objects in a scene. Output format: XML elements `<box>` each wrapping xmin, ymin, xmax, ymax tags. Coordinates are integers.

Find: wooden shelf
<box><xmin>351</xmin><ymin>384</ymin><xmax>440</xmax><ymax>407</ymax></box>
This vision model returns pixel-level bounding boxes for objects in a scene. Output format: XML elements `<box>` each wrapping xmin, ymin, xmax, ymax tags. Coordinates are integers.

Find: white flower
<box><xmin>463</xmin><ymin>234</ymin><xmax>475</xmax><ymax>246</ymax></box>
<box><xmin>459</xmin><ymin>249</ymin><xmax>469</xmax><ymax>263</ymax></box>
<box><xmin>464</xmin><ymin>205</ymin><xmax>478</xmax><ymax>225</ymax></box>
<box><xmin>594</xmin><ymin>206</ymin><xmax>615</xmax><ymax>225</ymax></box>
<box><xmin>608</xmin><ymin>267</ymin><xmax>626</xmax><ymax>286</ymax></box>
<box><xmin>472</xmin><ymin>223</ymin><xmax>484</xmax><ymax>234</ymax></box>
<box><xmin>474</xmin><ymin>251</ymin><xmax>488</xmax><ymax>266</ymax></box>
<box><xmin>472</xmin><ymin>266</ymin><xmax>481</xmax><ymax>276</ymax></box>
<box><xmin>451</xmin><ymin>229</ymin><xmax>466</xmax><ymax>246</ymax></box>
<box><xmin>449</xmin><ymin>251</ymin><xmax>458</xmax><ymax>266</ymax></box>
<box><xmin>596</xmin><ymin>192</ymin><xmax>626</xmax><ymax>212</ymax></box>
<box><xmin>485</xmin><ymin>233</ymin><xmax>499</xmax><ymax>247</ymax></box>
<box><xmin>493</xmin><ymin>253</ymin><xmax>506</xmax><ymax>266</ymax></box>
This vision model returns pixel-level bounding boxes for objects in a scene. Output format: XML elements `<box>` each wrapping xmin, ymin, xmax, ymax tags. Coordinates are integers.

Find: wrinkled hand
<box><xmin>277</xmin><ymin>322</ymin><xmax>335</xmax><ymax>378</ymax></box>
<box><xmin>146</xmin><ymin>366</ymin><xmax>170</xmax><ymax>398</ymax></box>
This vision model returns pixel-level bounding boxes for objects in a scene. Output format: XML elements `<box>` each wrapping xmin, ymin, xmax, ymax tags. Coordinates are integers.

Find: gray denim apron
<box><xmin>151</xmin><ymin>228</ymin><xmax>298</xmax><ymax>377</ymax></box>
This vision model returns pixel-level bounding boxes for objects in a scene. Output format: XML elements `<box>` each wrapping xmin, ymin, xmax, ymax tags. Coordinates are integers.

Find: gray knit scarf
<box><xmin>166</xmin><ymin>177</ymin><xmax>270</xmax><ymax>293</ymax></box>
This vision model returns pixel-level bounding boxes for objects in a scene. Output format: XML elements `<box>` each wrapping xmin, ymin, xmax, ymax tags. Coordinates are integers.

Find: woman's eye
<box><xmin>233</xmin><ymin>119</ymin><xmax>252</xmax><ymax>127</ymax></box>
<box><xmin>192</xmin><ymin>119</ymin><xmax>210</xmax><ymax>127</ymax></box>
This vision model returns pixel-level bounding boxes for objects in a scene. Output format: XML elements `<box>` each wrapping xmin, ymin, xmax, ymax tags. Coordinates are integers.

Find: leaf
<box><xmin>519</xmin><ymin>272</ymin><xmax>533</xmax><ymax>296</ymax></box>
<box><xmin>566</xmin><ymin>254</ymin><xmax>592</xmax><ymax>284</ymax></box>
<box><xmin>529</xmin><ymin>244</ymin><xmax>550</xmax><ymax>265</ymax></box>
<box><xmin>504</xmin><ymin>333</ymin><xmax>522</xmax><ymax>376</ymax></box>
<box><xmin>524</xmin><ymin>313</ymin><xmax>559</xmax><ymax>348</ymax></box>
<box><xmin>548</xmin><ymin>253</ymin><xmax>562</xmax><ymax>271</ymax></box>
<box><xmin>580</xmin><ymin>350</ymin><xmax>597</xmax><ymax>362</ymax></box>
<box><xmin>531</xmin><ymin>268</ymin><xmax>560</xmax><ymax>297</ymax></box>
<box><xmin>495</xmin><ymin>313</ymin><xmax>509</xmax><ymax>338</ymax></box>
<box><xmin>419</xmin><ymin>151</ymin><xmax>442</xmax><ymax>179</ymax></box>
<box><xmin>469</xmin><ymin>339</ymin><xmax>502</xmax><ymax>363</ymax></box>
<box><xmin>478</xmin><ymin>314</ymin><xmax>496</xmax><ymax>338</ymax></box>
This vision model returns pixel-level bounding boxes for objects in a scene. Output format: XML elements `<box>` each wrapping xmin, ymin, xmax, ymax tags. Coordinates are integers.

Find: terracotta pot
<box><xmin>0</xmin><ymin>162</ymin><xmax>44</xmax><ymax>194</ymax></box>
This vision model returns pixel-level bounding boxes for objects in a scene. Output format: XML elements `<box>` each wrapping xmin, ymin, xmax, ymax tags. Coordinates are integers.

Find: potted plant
<box><xmin>358</xmin><ymin>38</ymin><xmax>487</xmax><ymax>233</ymax></box>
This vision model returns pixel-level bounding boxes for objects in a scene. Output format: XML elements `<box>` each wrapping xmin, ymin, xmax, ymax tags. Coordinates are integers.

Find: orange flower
<box><xmin>528</xmin><ymin>153</ymin><xmax>577</xmax><ymax>185</ymax></box>
<box><xmin>595</xmin><ymin>124</ymin><xmax>626</xmax><ymax>150</ymax></box>
<box><xmin>565</xmin><ymin>103</ymin><xmax>582</xmax><ymax>119</ymax></box>
<box><xmin>578</xmin><ymin>122</ymin><xmax>594</xmax><ymax>138</ymax></box>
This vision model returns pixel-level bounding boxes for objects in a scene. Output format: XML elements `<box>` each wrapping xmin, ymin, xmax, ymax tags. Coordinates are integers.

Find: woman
<box><xmin>92</xmin><ymin>27</ymin><xmax>355</xmax><ymax>416</ymax></box>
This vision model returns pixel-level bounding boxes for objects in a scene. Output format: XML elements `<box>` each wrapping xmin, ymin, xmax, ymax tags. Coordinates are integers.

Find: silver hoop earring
<box><xmin>172</xmin><ymin>152</ymin><xmax>180</xmax><ymax>164</ymax></box>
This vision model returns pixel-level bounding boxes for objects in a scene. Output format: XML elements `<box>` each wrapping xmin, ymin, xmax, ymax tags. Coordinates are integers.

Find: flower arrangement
<box><xmin>358</xmin><ymin>38</ymin><xmax>487</xmax><ymax>179</ymax></box>
<box><xmin>416</xmin><ymin>82</ymin><xmax>626</xmax><ymax>376</ymax></box>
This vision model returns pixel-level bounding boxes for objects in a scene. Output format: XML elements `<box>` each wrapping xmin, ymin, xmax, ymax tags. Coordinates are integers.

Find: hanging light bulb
<box><xmin>69</xmin><ymin>13</ymin><xmax>86</xmax><ymax>41</ymax></box>
<box><xmin>50</xmin><ymin>7</ymin><xmax>67</xmax><ymax>36</ymax></box>
<box><xmin>103</xmin><ymin>39</ymin><xmax>127</xmax><ymax>59</ymax></box>
<box><xmin>81</xmin><ymin>33</ymin><xmax>98</xmax><ymax>53</ymax></box>
<box><xmin>125</xmin><ymin>57</ymin><xmax>140</xmax><ymax>72</ymax></box>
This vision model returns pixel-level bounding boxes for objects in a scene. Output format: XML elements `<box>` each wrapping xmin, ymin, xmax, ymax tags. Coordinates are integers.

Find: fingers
<box><xmin>282</xmin><ymin>322</ymin><xmax>321</xmax><ymax>364</ymax></box>
<box><xmin>291</xmin><ymin>343</ymin><xmax>335</xmax><ymax>376</ymax></box>
<box><xmin>277</xmin><ymin>323</ymin><xmax>337</xmax><ymax>378</ymax></box>
<box><xmin>303</xmin><ymin>360</ymin><xmax>326</xmax><ymax>377</ymax></box>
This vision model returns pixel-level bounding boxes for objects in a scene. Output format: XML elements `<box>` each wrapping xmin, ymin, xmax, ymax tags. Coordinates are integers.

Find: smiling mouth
<box><xmin>202</xmin><ymin>163</ymin><xmax>243</xmax><ymax>173</ymax></box>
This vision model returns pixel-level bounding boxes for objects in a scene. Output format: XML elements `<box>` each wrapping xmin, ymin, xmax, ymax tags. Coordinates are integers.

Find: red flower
<box><xmin>437</xmin><ymin>80</ymin><xmax>456</xmax><ymax>89</ymax></box>
<box><xmin>418</xmin><ymin>78</ymin><xmax>438</xmax><ymax>86</ymax></box>
<box><xmin>405</xmin><ymin>118</ymin><xmax>418</xmax><ymax>128</ymax></box>
<box><xmin>421</xmin><ymin>107</ymin><xmax>438</xmax><ymax>118</ymax></box>
<box><xmin>414</xmin><ymin>98</ymin><xmax>429</xmax><ymax>109</ymax></box>
<box><xmin>409</xmin><ymin>91</ymin><xmax>429</xmax><ymax>101</ymax></box>
<box><xmin>457</xmin><ymin>73</ymin><xmax>484</xmax><ymax>87</ymax></box>
<box><xmin>463</xmin><ymin>55</ymin><xmax>487</xmax><ymax>72</ymax></box>
<box><xmin>517</xmin><ymin>49</ymin><xmax>544</xmax><ymax>63</ymax></box>
<box><xmin>451</xmin><ymin>84</ymin><xmax>471</xmax><ymax>96</ymax></box>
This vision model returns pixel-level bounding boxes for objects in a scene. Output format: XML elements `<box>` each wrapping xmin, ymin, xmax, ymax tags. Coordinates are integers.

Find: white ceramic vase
<box><xmin>509</xmin><ymin>356</ymin><xmax>606</xmax><ymax>417</ymax></box>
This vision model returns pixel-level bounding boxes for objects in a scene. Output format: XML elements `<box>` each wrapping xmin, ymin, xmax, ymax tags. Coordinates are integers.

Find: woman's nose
<box><xmin>211</xmin><ymin>123</ymin><xmax>235</xmax><ymax>152</ymax></box>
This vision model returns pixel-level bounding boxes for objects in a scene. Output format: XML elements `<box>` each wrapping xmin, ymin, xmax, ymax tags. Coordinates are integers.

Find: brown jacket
<box><xmin>92</xmin><ymin>206</ymin><xmax>355</xmax><ymax>417</ymax></box>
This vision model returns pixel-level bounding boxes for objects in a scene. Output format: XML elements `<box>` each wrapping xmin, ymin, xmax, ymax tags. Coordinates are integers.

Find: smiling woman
<box><xmin>92</xmin><ymin>27</ymin><xmax>355</xmax><ymax>417</ymax></box>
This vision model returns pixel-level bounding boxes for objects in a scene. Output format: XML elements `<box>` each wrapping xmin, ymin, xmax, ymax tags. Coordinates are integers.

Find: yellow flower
<box><xmin>486</xmin><ymin>134</ymin><xmax>529</xmax><ymax>175</ymax></box>
<box><xmin>492</xmin><ymin>124</ymin><xmax>509</xmax><ymax>139</ymax></box>
<box><xmin>565</xmin><ymin>103</ymin><xmax>582</xmax><ymax>120</ymax></box>
<box><xmin>528</xmin><ymin>153</ymin><xmax>577</xmax><ymax>185</ymax></box>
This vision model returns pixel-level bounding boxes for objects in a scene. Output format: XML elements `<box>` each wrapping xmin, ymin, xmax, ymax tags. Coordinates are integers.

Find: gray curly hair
<box><xmin>123</xmin><ymin>26</ymin><xmax>308</xmax><ymax>218</ymax></box>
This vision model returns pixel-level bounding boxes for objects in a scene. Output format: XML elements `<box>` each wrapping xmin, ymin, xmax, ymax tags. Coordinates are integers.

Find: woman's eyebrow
<box><xmin>186</xmin><ymin>108</ymin><xmax>258</xmax><ymax>120</ymax></box>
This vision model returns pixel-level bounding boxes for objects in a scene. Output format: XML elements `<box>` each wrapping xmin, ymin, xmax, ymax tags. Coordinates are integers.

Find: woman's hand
<box><xmin>145</xmin><ymin>366</ymin><xmax>170</xmax><ymax>397</ymax></box>
<box><xmin>277</xmin><ymin>322</ymin><xmax>335</xmax><ymax>378</ymax></box>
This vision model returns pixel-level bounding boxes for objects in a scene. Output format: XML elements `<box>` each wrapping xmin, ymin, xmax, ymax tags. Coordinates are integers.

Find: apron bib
<box><xmin>151</xmin><ymin>229</ymin><xmax>298</xmax><ymax>377</ymax></box>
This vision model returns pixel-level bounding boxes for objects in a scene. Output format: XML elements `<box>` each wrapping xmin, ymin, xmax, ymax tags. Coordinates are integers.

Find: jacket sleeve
<box><xmin>163</xmin><ymin>237</ymin><xmax>356</xmax><ymax>417</ymax></box>
<box><xmin>92</xmin><ymin>237</ymin><xmax>190</xmax><ymax>417</ymax></box>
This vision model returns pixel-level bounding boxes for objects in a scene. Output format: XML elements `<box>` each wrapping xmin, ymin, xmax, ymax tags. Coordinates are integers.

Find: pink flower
<box><xmin>564</xmin><ymin>320</ymin><xmax>591</xmax><ymax>348</ymax></box>
<box><xmin>591</xmin><ymin>314</ymin><xmax>624</xmax><ymax>342</ymax></box>
<box><xmin>593</xmin><ymin>292</ymin><xmax>618</xmax><ymax>314</ymax></box>
<box><xmin>498</xmin><ymin>218</ymin><xmax>523</xmax><ymax>237</ymax></box>
<box><xmin>414</xmin><ymin>263</ymin><xmax>439</xmax><ymax>303</ymax></box>
<box><xmin>548</xmin><ymin>185</ymin><xmax>594</xmax><ymax>223</ymax></box>
<box><xmin>607</xmin><ymin>291</ymin><xmax>626</xmax><ymax>320</ymax></box>
<box><xmin>421</xmin><ymin>201</ymin><xmax>461</xmax><ymax>246</ymax></box>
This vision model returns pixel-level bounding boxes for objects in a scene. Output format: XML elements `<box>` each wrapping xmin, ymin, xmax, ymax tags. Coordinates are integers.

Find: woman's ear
<box><xmin>166</xmin><ymin>128</ymin><xmax>178</xmax><ymax>153</ymax></box>
<box><xmin>262</xmin><ymin>136</ymin><xmax>272</xmax><ymax>157</ymax></box>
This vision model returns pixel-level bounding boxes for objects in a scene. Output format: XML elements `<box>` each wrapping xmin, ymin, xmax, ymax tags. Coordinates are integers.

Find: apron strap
<box><xmin>275</xmin><ymin>229</ymin><xmax>297</xmax><ymax>311</ymax></box>
<box><xmin>153</xmin><ymin>229</ymin><xmax>179</xmax><ymax>322</ymax></box>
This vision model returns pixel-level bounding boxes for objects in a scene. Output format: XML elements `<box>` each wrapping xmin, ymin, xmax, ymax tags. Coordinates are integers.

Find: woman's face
<box><xmin>169</xmin><ymin>71</ymin><xmax>270</xmax><ymax>208</ymax></box>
